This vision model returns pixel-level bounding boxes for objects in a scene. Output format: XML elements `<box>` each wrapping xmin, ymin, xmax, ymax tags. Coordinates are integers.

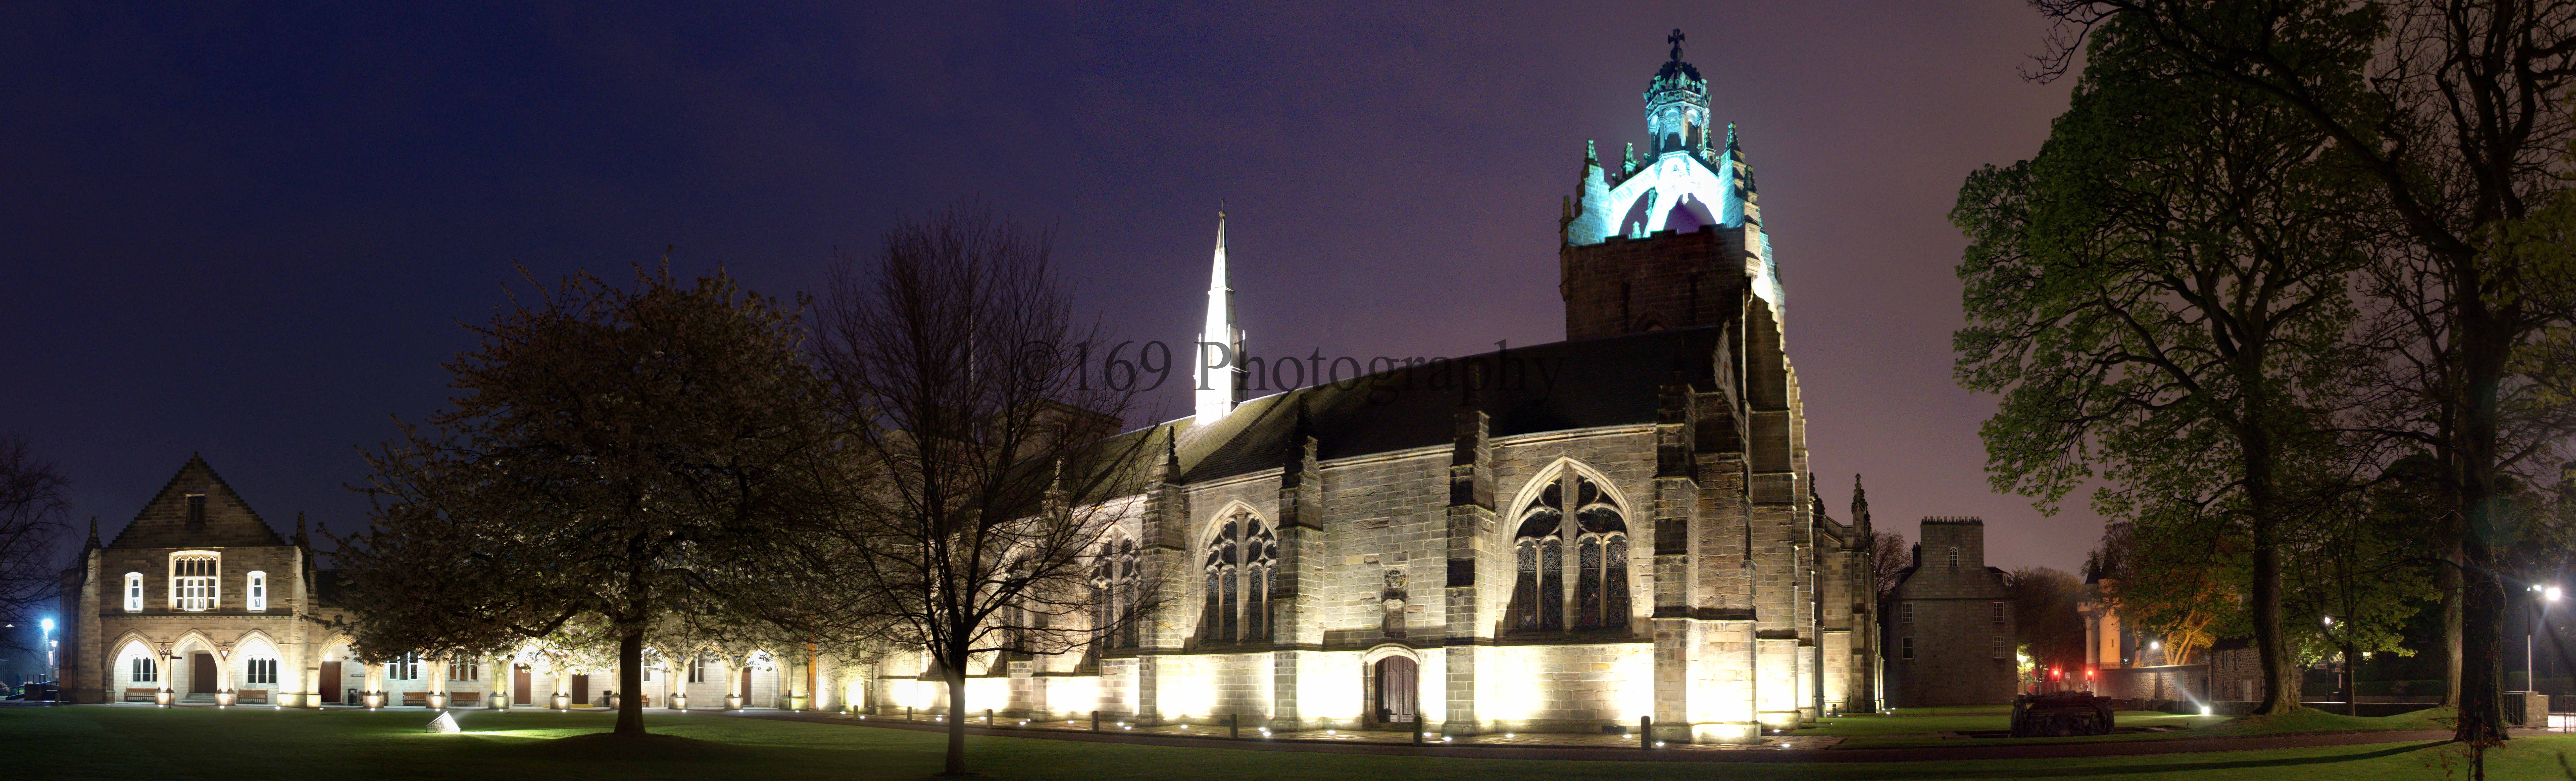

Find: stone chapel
<box><xmin>860</xmin><ymin>35</ymin><xmax>1884</xmax><ymax>744</ymax></box>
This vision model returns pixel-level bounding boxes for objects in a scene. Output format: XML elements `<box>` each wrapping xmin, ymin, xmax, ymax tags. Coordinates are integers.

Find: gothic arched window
<box><xmin>1201</xmin><ymin>510</ymin><xmax>1277</xmax><ymax>644</ymax></box>
<box><xmin>1092</xmin><ymin>535</ymin><xmax>1140</xmax><ymax>650</ymax></box>
<box><xmin>1507</xmin><ymin>465</ymin><xmax>1632</xmax><ymax>633</ymax></box>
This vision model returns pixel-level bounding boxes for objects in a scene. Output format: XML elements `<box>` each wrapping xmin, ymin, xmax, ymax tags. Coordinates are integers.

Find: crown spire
<box><xmin>1668</xmin><ymin>28</ymin><xmax>1685</xmax><ymax>61</ymax></box>
<box><xmin>1195</xmin><ymin>206</ymin><xmax>1243</xmax><ymax>425</ymax></box>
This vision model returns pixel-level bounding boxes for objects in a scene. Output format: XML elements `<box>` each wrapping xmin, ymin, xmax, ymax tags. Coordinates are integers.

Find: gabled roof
<box><xmin>107</xmin><ymin>454</ymin><xmax>289</xmax><ymax>549</ymax></box>
<box><xmin>1061</xmin><ymin>327</ymin><xmax>1728</xmax><ymax>503</ymax></box>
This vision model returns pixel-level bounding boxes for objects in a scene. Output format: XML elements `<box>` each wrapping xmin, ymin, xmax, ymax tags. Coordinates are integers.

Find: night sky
<box><xmin>1</xmin><ymin>3</ymin><xmax>2091</xmax><ymax>571</ymax></box>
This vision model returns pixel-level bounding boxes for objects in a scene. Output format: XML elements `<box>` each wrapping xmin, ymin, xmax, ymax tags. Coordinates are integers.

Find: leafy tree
<box><xmin>785</xmin><ymin>204</ymin><xmax>1150</xmax><ymax>776</ymax></box>
<box><xmin>1953</xmin><ymin>10</ymin><xmax>2373</xmax><ymax>714</ymax></box>
<box><xmin>2027</xmin><ymin>0</ymin><xmax>2576</xmax><ymax>753</ymax></box>
<box><xmin>335</xmin><ymin>264</ymin><xmax>837</xmax><ymax>738</ymax></box>
<box><xmin>2088</xmin><ymin>520</ymin><xmax>2238</xmax><ymax>667</ymax></box>
<box><xmin>2004</xmin><ymin>567</ymin><xmax>2089</xmax><ymax>678</ymax></box>
<box><xmin>0</xmin><ymin>433</ymin><xmax>68</xmax><ymax>633</ymax></box>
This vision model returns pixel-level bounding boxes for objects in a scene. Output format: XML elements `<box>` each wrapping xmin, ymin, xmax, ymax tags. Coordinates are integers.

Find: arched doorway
<box><xmin>1373</xmin><ymin>656</ymin><xmax>1416</xmax><ymax>725</ymax></box>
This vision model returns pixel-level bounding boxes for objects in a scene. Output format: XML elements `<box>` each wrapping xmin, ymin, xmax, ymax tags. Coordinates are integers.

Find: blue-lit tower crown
<box><xmin>1560</xmin><ymin>30</ymin><xmax>1781</xmax><ymax>315</ymax></box>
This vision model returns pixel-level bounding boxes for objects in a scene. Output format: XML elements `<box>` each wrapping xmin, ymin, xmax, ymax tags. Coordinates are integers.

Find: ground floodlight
<box><xmin>428</xmin><ymin>712</ymin><xmax>460</xmax><ymax>733</ymax></box>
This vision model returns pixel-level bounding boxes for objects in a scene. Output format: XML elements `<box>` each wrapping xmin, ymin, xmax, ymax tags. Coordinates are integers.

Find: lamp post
<box><xmin>2528</xmin><ymin>584</ymin><xmax>2560</xmax><ymax>696</ymax></box>
<box><xmin>39</xmin><ymin>618</ymin><xmax>55</xmax><ymax>691</ymax></box>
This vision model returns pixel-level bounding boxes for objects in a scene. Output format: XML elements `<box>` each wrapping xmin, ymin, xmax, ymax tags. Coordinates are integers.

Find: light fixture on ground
<box><xmin>428</xmin><ymin>712</ymin><xmax>460</xmax><ymax>733</ymax></box>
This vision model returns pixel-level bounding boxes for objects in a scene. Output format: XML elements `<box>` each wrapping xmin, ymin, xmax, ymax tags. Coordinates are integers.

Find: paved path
<box><xmin>725</xmin><ymin>710</ymin><xmax>2558</xmax><ymax>763</ymax></box>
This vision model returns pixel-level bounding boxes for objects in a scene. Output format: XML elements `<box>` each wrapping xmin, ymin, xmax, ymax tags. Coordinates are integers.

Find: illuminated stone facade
<box><xmin>865</xmin><ymin>37</ymin><xmax>1881</xmax><ymax>744</ymax></box>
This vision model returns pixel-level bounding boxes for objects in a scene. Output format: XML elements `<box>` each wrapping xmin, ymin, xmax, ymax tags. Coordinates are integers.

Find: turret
<box><xmin>1645</xmin><ymin>29</ymin><xmax>1710</xmax><ymax>155</ymax></box>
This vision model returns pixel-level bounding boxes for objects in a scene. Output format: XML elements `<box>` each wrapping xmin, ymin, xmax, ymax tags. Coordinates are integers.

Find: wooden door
<box><xmin>191</xmin><ymin>653</ymin><xmax>218</xmax><ymax>694</ymax></box>
<box><xmin>513</xmin><ymin>665</ymin><xmax>532</xmax><ymax>705</ymax></box>
<box><xmin>320</xmin><ymin>661</ymin><xmax>341</xmax><ymax>704</ymax></box>
<box><xmin>739</xmin><ymin>666</ymin><xmax>751</xmax><ymax>701</ymax></box>
<box><xmin>1374</xmin><ymin>657</ymin><xmax>1416</xmax><ymax>724</ymax></box>
<box><xmin>572</xmin><ymin>674</ymin><xmax>590</xmax><ymax>705</ymax></box>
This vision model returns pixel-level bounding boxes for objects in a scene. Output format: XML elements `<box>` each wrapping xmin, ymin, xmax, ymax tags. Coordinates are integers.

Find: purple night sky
<box><xmin>0</xmin><ymin>2</ymin><xmax>2094</xmax><ymax>571</ymax></box>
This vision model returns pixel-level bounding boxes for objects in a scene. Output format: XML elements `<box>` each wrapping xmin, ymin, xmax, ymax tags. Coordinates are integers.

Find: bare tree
<box><xmin>1869</xmin><ymin>530</ymin><xmax>1911</xmax><ymax>601</ymax></box>
<box><xmin>794</xmin><ymin>203</ymin><xmax>1150</xmax><ymax>776</ymax></box>
<box><xmin>0</xmin><ymin>434</ymin><xmax>69</xmax><ymax>632</ymax></box>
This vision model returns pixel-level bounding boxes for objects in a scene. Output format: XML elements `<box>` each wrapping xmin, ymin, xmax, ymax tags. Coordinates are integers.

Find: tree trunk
<box><xmin>2238</xmin><ymin>385</ymin><xmax>2299</xmax><ymax>717</ymax></box>
<box><xmin>616</xmin><ymin>626</ymin><xmax>646</xmax><ymax>736</ymax></box>
<box><xmin>942</xmin><ymin>659</ymin><xmax>968</xmax><ymax>776</ymax></box>
<box><xmin>2441</xmin><ymin>537</ymin><xmax>2465</xmax><ymax>709</ymax></box>
<box><xmin>2453</xmin><ymin>303</ymin><xmax>2511</xmax><ymax>749</ymax></box>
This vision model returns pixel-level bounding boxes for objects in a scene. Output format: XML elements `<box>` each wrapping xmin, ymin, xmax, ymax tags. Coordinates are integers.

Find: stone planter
<box><xmin>215</xmin><ymin>690</ymin><xmax>235</xmax><ymax>707</ymax></box>
<box><xmin>670</xmin><ymin>693</ymin><xmax>688</xmax><ymax>711</ymax></box>
<box><xmin>551</xmin><ymin>693</ymin><xmax>570</xmax><ymax>710</ymax></box>
<box><xmin>724</xmin><ymin>694</ymin><xmax>744</xmax><ymax>710</ymax></box>
<box><xmin>154</xmin><ymin>690</ymin><xmax>173</xmax><ymax>707</ymax></box>
<box><xmin>428</xmin><ymin>692</ymin><xmax>448</xmax><ymax>709</ymax></box>
<box><xmin>363</xmin><ymin>692</ymin><xmax>385</xmax><ymax>709</ymax></box>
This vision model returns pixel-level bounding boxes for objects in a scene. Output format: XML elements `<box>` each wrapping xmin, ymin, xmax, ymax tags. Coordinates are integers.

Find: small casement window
<box><xmin>169</xmin><ymin>553</ymin><xmax>218</xmax><ymax>611</ymax></box>
<box><xmin>447</xmin><ymin>659</ymin><xmax>481</xmax><ymax>681</ymax></box>
<box><xmin>1947</xmin><ymin>547</ymin><xmax>1960</xmax><ymax>569</ymax></box>
<box><xmin>688</xmin><ymin>656</ymin><xmax>707</xmax><ymax>684</ymax></box>
<box><xmin>132</xmin><ymin>655</ymin><xmax>158</xmax><ymax>682</ymax></box>
<box><xmin>1993</xmin><ymin>635</ymin><xmax>2007</xmax><ymax>660</ymax></box>
<box><xmin>1901</xmin><ymin>602</ymin><xmax>1914</xmax><ymax>624</ymax></box>
<box><xmin>245</xmin><ymin>658</ymin><xmax>278</xmax><ymax>685</ymax></box>
<box><xmin>1991</xmin><ymin>601</ymin><xmax>2005</xmax><ymax>625</ymax></box>
<box><xmin>1901</xmin><ymin>637</ymin><xmax>1915</xmax><ymax>660</ymax></box>
<box><xmin>386</xmin><ymin>652</ymin><xmax>420</xmax><ymax>681</ymax></box>
<box><xmin>124</xmin><ymin>572</ymin><xmax>144</xmax><ymax>612</ymax></box>
<box><xmin>642</xmin><ymin>666</ymin><xmax>654</xmax><ymax>682</ymax></box>
<box><xmin>186</xmin><ymin>493</ymin><xmax>206</xmax><ymax>524</ymax></box>
<box><xmin>247</xmin><ymin>571</ymin><xmax>268</xmax><ymax>612</ymax></box>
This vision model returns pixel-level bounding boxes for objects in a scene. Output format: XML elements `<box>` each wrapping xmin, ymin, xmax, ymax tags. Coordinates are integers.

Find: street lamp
<box><xmin>2530</xmin><ymin>584</ymin><xmax>2561</xmax><ymax>695</ymax></box>
<box><xmin>38</xmin><ymin>618</ymin><xmax>54</xmax><ymax>697</ymax></box>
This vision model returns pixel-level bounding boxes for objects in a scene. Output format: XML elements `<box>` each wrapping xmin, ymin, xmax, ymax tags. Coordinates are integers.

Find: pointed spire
<box><xmin>85</xmin><ymin>516</ymin><xmax>100</xmax><ymax>549</ymax></box>
<box><xmin>295</xmin><ymin>512</ymin><xmax>310</xmax><ymax>548</ymax></box>
<box><xmin>1195</xmin><ymin>205</ymin><xmax>1242</xmax><ymax>425</ymax></box>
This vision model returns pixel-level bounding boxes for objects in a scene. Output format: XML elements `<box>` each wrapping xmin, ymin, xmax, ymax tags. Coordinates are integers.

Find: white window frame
<box><xmin>247</xmin><ymin>570</ymin><xmax>268</xmax><ymax>612</ymax></box>
<box><xmin>688</xmin><ymin>656</ymin><xmax>707</xmax><ymax>684</ymax></box>
<box><xmin>1901</xmin><ymin>602</ymin><xmax>1914</xmax><ymax>624</ymax></box>
<box><xmin>132</xmin><ymin>655</ymin><xmax>157</xmax><ymax>683</ymax></box>
<box><xmin>448</xmin><ymin>659</ymin><xmax>480</xmax><ymax>681</ymax></box>
<box><xmin>387</xmin><ymin>652</ymin><xmax>420</xmax><ymax>681</ymax></box>
<box><xmin>245</xmin><ymin>657</ymin><xmax>278</xmax><ymax>685</ymax></box>
<box><xmin>124</xmin><ymin>572</ymin><xmax>144</xmax><ymax>612</ymax></box>
<box><xmin>1991</xmin><ymin>601</ymin><xmax>2005</xmax><ymax>625</ymax></box>
<box><xmin>169</xmin><ymin>551</ymin><xmax>219</xmax><ymax>611</ymax></box>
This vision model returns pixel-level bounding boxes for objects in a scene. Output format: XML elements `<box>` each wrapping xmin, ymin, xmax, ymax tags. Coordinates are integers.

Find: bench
<box><xmin>401</xmin><ymin>691</ymin><xmax>429</xmax><ymax>707</ymax></box>
<box><xmin>448</xmin><ymin>691</ymin><xmax>480</xmax><ymax>706</ymax></box>
<box><xmin>234</xmin><ymin>689</ymin><xmax>270</xmax><ymax>704</ymax></box>
<box><xmin>123</xmin><ymin>687</ymin><xmax>158</xmax><ymax>703</ymax></box>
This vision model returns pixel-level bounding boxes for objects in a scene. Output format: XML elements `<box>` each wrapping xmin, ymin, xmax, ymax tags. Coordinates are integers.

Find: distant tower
<box><xmin>1195</xmin><ymin>209</ymin><xmax>1245</xmax><ymax>424</ymax></box>
<box><xmin>1560</xmin><ymin>30</ymin><xmax>1782</xmax><ymax>340</ymax></box>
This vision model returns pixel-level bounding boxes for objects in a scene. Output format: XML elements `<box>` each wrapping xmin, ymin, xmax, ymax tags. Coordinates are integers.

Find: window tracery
<box><xmin>1200</xmin><ymin>510</ymin><xmax>1275</xmax><ymax>644</ymax></box>
<box><xmin>1091</xmin><ymin>535</ymin><xmax>1141</xmax><ymax>649</ymax></box>
<box><xmin>1507</xmin><ymin>465</ymin><xmax>1631</xmax><ymax>633</ymax></box>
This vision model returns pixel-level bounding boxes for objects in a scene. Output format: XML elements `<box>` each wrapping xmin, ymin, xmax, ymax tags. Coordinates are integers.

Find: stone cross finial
<box><xmin>1668</xmin><ymin>29</ymin><xmax>1684</xmax><ymax>61</ymax></box>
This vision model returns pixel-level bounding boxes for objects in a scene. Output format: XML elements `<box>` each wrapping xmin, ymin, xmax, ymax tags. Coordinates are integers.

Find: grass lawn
<box><xmin>1813</xmin><ymin>707</ymin><xmax>2460</xmax><ymax>750</ymax></box>
<box><xmin>8</xmin><ymin>705</ymin><xmax>2575</xmax><ymax>781</ymax></box>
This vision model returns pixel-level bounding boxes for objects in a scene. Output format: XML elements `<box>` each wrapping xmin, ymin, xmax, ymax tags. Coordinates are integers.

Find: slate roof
<box><xmin>106</xmin><ymin>454</ymin><xmax>290</xmax><ymax>549</ymax></box>
<box><xmin>1063</xmin><ymin>327</ymin><xmax>1726</xmax><ymax>502</ymax></box>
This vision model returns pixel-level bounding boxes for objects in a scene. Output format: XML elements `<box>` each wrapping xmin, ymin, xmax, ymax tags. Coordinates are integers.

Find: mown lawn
<box><xmin>1812</xmin><ymin>707</ymin><xmax>2459</xmax><ymax>749</ymax></box>
<box><xmin>8</xmin><ymin>705</ymin><xmax>2575</xmax><ymax>781</ymax></box>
